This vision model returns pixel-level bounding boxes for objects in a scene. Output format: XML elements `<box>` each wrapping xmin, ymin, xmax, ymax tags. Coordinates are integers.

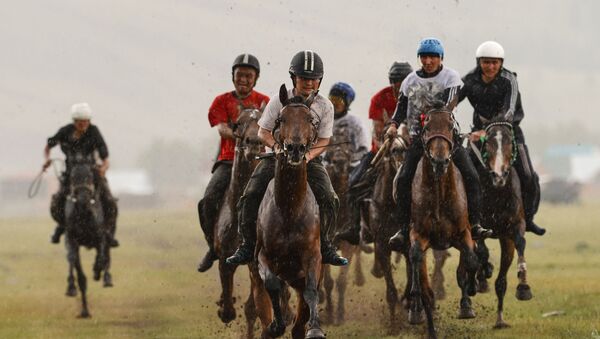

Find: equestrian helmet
<box><xmin>71</xmin><ymin>102</ymin><xmax>92</xmax><ymax>120</ymax></box>
<box><xmin>289</xmin><ymin>50</ymin><xmax>324</xmax><ymax>79</ymax></box>
<box><xmin>417</xmin><ymin>38</ymin><xmax>444</xmax><ymax>58</ymax></box>
<box><xmin>329</xmin><ymin>82</ymin><xmax>356</xmax><ymax>106</ymax></box>
<box><xmin>232</xmin><ymin>53</ymin><xmax>260</xmax><ymax>75</ymax></box>
<box><xmin>388</xmin><ymin>61</ymin><xmax>413</xmax><ymax>83</ymax></box>
<box><xmin>476</xmin><ymin>41</ymin><xmax>505</xmax><ymax>59</ymax></box>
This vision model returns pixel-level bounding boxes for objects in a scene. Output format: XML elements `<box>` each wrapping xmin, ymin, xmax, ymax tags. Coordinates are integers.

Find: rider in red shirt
<box><xmin>197</xmin><ymin>54</ymin><xmax>269</xmax><ymax>272</ymax></box>
<box><xmin>336</xmin><ymin>62</ymin><xmax>413</xmax><ymax>245</ymax></box>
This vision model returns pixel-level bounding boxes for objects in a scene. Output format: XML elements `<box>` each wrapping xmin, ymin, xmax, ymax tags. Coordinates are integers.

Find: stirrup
<box><xmin>322</xmin><ymin>246</ymin><xmax>348</xmax><ymax>266</ymax></box>
<box><xmin>471</xmin><ymin>224</ymin><xmax>493</xmax><ymax>240</ymax></box>
<box><xmin>225</xmin><ymin>244</ymin><xmax>254</xmax><ymax>265</ymax></box>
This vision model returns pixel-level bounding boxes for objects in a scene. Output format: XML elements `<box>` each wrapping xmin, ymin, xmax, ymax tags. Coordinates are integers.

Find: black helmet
<box><xmin>232</xmin><ymin>53</ymin><xmax>260</xmax><ymax>75</ymax></box>
<box><xmin>289</xmin><ymin>50</ymin><xmax>324</xmax><ymax>79</ymax></box>
<box><xmin>388</xmin><ymin>61</ymin><xmax>413</xmax><ymax>83</ymax></box>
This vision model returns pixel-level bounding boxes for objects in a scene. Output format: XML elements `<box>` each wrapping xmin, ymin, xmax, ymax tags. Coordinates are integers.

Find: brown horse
<box><xmin>407</xmin><ymin>108</ymin><xmax>479</xmax><ymax>339</ymax></box>
<box><xmin>471</xmin><ymin>118</ymin><xmax>532</xmax><ymax>328</ymax></box>
<box><xmin>208</xmin><ymin>107</ymin><xmax>263</xmax><ymax>324</ymax></box>
<box><xmin>322</xmin><ymin>126</ymin><xmax>365</xmax><ymax>324</ymax></box>
<box><xmin>249</xmin><ymin>85</ymin><xmax>325</xmax><ymax>339</ymax></box>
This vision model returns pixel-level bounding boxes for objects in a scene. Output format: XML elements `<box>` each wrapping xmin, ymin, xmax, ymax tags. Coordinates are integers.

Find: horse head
<box><xmin>481</xmin><ymin>117</ymin><xmax>516</xmax><ymax>187</ymax></box>
<box><xmin>276</xmin><ymin>84</ymin><xmax>318</xmax><ymax>166</ymax></box>
<box><xmin>234</xmin><ymin>104</ymin><xmax>264</xmax><ymax>162</ymax></box>
<box><xmin>68</xmin><ymin>154</ymin><xmax>97</xmax><ymax>212</ymax></box>
<box><xmin>324</xmin><ymin>126</ymin><xmax>353</xmax><ymax>176</ymax></box>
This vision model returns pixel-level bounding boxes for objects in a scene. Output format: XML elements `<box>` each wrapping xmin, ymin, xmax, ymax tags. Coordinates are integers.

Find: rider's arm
<box><xmin>500</xmin><ymin>70</ymin><xmax>519</xmax><ymax>122</ymax></box>
<box><xmin>44</xmin><ymin>126</ymin><xmax>68</xmax><ymax>170</ymax></box>
<box><xmin>306</xmin><ymin>137</ymin><xmax>329</xmax><ymax>162</ymax></box>
<box><xmin>443</xmin><ymin>85</ymin><xmax>461</xmax><ymax>111</ymax></box>
<box><xmin>98</xmin><ymin>158</ymin><xmax>110</xmax><ymax>177</ymax></box>
<box><xmin>389</xmin><ymin>93</ymin><xmax>408</xmax><ymax>127</ymax></box>
<box><xmin>217</xmin><ymin>122</ymin><xmax>235</xmax><ymax>140</ymax></box>
<box><xmin>258</xmin><ymin>127</ymin><xmax>277</xmax><ymax>150</ymax></box>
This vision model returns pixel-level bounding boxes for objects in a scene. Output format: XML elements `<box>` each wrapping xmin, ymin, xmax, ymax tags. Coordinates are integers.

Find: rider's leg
<box><xmin>515</xmin><ymin>142</ymin><xmax>546</xmax><ymax>236</ymax></box>
<box><xmin>95</xmin><ymin>172</ymin><xmax>120</xmax><ymax>247</ymax></box>
<box><xmin>197</xmin><ymin>162</ymin><xmax>232</xmax><ymax>271</ymax></box>
<box><xmin>336</xmin><ymin>152</ymin><xmax>375</xmax><ymax>245</ymax></box>
<box><xmin>388</xmin><ymin>140</ymin><xmax>423</xmax><ymax>250</ymax></box>
<box><xmin>452</xmin><ymin>147</ymin><xmax>493</xmax><ymax>239</ymax></box>
<box><xmin>50</xmin><ymin>181</ymin><xmax>68</xmax><ymax>244</ymax></box>
<box><xmin>226</xmin><ymin>158</ymin><xmax>276</xmax><ymax>265</ymax></box>
<box><xmin>307</xmin><ymin>157</ymin><xmax>347</xmax><ymax>266</ymax></box>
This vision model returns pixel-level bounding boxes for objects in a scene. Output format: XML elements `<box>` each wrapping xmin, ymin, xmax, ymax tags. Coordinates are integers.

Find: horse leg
<box><xmin>352</xmin><ymin>245</ymin><xmax>365</xmax><ymax>286</ymax></box>
<box><xmin>244</xmin><ymin>271</ymin><xmax>257</xmax><ymax>339</ymax></box>
<box><xmin>66</xmin><ymin>260</ymin><xmax>77</xmax><ymax>297</ymax></box>
<box><xmin>375</xmin><ymin>234</ymin><xmax>398</xmax><ymax>329</ymax></box>
<box><xmin>249</xmin><ymin>264</ymin><xmax>273</xmax><ymax>339</ymax></box>
<box><xmin>419</xmin><ymin>254</ymin><xmax>437</xmax><ymax>339</ymax></box>
<box><xmin>217</xmin><ymin>259</ymin><xmax>237</xmax><ymax>323</ymax></box>
<box><xmin>304</xmin><ymin>269</ymin><xmax>325</xmax><ymax>339</ymax></box>
<box><xmin>515</xmin><ymin>230</ymin><xmax>532</xmax><ymax>301</ymax></box>
<box><xmin>494</xmin><ymin>237</ymin><xmax>515</xmax><ymax>328</ymax></box>
<box><xmin>291</xmin><ymin>288</ymin><xmax>310</xmax><ymax>339</ymax></box>
<box><xmin>475</xmin><ymin>239</ymin><xmax>493</xmax><ymax>293</ymax></box>
<box><xmin>432</xmin><ymin>250</ymin><xmax>449</xmax><ymax>300</ymax></box>
<box><xmin>102</xmin><ymin>243</ymin><xmax>113</xmax><ymax>287</ymax></box>
<box><xmin>335</xmin><ymin>242</ymin><xmax>353</xmax><ymax>324</ymax></box>
<box><xmin>67</xmin><ymin>240</ymin><xmax>90</xmax><ymax>318</ymax></box>
<box><xmin>263</xmin><ymin>270</ymin><xmax>286</xmax><ymax>338</ymax></box>
<box><xmin>456</xmin><ymin>230</ymin><xmax>479</xmax><ymax>319</ymax></box>
<box><xmin>320</xmin><ymin>264</ymin><xmax>334</xmax><ymax>324</ymax></box>
<box><xmin>408</xmin><ymin>237</ymin><xmax>427</xmax><ymax>326</ymax></box>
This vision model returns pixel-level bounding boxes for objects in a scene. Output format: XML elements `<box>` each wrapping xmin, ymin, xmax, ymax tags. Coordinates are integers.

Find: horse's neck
<box><xmin>374</xmin><ymin>160</ymin><xmax>396</xmax><ymax>208</ymax></box>
<box><xmin>422</xmin><ymin>160</ymin><xmax>459</xmax><ymax>213</ymax></box>
<box><xmin>329</xmin><ymin>167</ymin><xmax>348</xmax><ymax>199</ymax></box>
<box><xmin>230</xmin><ymin>152</ymin><xmax>255</xmax><ymax>203</ymax></box>
<box><xmin>274</xmin><ymin>159</ymin><xmax>308</xmax><ymax>219</ymax></box>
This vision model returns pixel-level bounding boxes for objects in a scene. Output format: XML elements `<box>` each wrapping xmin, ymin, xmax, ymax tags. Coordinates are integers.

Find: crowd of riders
<box><xmin>42</xmin><ymin>37</ymin><xmax>545</xmax><ymax>266</ymax></box>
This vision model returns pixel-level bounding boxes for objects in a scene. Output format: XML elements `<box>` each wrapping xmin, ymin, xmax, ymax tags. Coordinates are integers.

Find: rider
<box><xmin>197</xmin><ymin>53</ymin><xmax>270</xmax><ymax>272</ymax></box>
<box><xmin>226</xmin><ymin>50</ymin><xmax>348</xmax><ymax>267</ymax></box>
<box><xmin>335</xmin><ymin>62</ymin><xmax>413</xmax><ymax>245</ymax></box>
<box><xmin>387</xmin><ymin>38</ymin><xmax>493</xmax><ymax>250</ymax></box>
<box><xmin>44</xmin><ymin>102</ymin><xmax>119</xmax><ymax>247</ymax></box>
<box><xmin>458</xmin><ymin>40</ymin><xmax>546</xmax><ymax>236</ymax></box>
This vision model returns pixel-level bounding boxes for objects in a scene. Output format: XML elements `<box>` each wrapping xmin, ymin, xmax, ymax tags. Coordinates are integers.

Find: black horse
<box><xmin>63</xmin><ymin>153</ymin><xmax>113</xmax><ymax>318</ymax></box>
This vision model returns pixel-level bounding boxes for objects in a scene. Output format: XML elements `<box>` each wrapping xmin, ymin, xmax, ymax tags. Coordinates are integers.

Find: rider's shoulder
<box><xmin>499</xmin><ymin>68</ymin><xmax>518</xmax><ymax>80</ymax></box>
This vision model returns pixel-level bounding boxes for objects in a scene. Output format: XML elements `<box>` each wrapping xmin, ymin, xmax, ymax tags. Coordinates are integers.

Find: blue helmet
<box><xmin>417</xmin><ymin>38</ymin><xmax>444</xmax><ymax>58</ymax></box>
<box><xmin>329</xmin><ymin>82</ymin><xmax>356</xmax><ymax>106</ymax></box>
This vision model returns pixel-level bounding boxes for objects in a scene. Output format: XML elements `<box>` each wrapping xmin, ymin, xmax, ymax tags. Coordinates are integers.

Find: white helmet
<box><xmin>475</xmin><ymin>41</ymin><xmax>505</xmax><ymax>59</ymax></box>
<box><xmin>71</xmin><ymin>102</ymin><xmax>92</xmax><ymax>120</ymax></box>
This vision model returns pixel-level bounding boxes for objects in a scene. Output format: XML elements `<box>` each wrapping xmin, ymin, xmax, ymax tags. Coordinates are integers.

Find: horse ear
<box><xmin>279</xmin><ymin>84</ymin><xmax>289</xmax><ymax>106</ymax></box>
<box><xmin>305</xmin><ymin>90</ymin><xmax>317</xmax><ymax>107</ymax></box>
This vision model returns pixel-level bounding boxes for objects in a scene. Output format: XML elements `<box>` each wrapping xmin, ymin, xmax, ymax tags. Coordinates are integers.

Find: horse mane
<box><xmin>407</xmin><ymin>82</ymin><xmax>446</xmax><ymax>113</ymax></box>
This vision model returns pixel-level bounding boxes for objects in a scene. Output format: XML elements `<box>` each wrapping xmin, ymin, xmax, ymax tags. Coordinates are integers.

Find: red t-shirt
<box><xmin>208</xmin><ymin>90</ymin><xmax>269</xmax><ymax>161</ymax></box>
<box><xmin>368</xmin><ymin>86</ymin><xmax>398</xmax><ymax>152</ymax></box>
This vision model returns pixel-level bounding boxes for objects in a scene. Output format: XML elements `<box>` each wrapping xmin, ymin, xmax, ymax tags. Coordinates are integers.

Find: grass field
<box><xmin>1</xmin><ymin>203</ymin><xmax>599</xmax><ymax>338</ymax></box>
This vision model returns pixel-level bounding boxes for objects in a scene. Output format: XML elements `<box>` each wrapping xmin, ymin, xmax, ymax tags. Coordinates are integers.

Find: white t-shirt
<box><xmin>333</xmin><ymin>113</ymin><xmax>370</xmax><ymax>154</ymax></box>
<box><xmin>258</xmin><ymin>89</ymin><xmax>334</xmax><ymax>139</ymax></box>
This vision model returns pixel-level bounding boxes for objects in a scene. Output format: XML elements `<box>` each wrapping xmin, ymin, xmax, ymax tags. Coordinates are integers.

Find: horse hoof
<box><xmin>103</xmin><ymin>281</ymin><xmax>113</xmax><ymax>288</ymax></box>
<box><xmin>305</xmin><ymin>328</ymin><xmax>325</xmax><ymax>339</ymax></box>
<box><xmin>93</xmin><ymin>271</ymin><xmax>101</xmax><ymax>281</ymax></box>
<box><xmin>494</xmin><ymin>321</ymin><xmax>511</xmax><ymax>329</ymax></box>
<box><xmin>516</xmin><ymin>284</ymin><xmax>533</xmax><ymax>301</ymax></box>
<box><xmin>77</xmin><ymin>311</ymin><xmax>91</xmax><ymax>319</ymax></box>
<box><xmin>354</xmin><ymin>274</ymin><xmax>366</xmax><ymax>287</ymax></box>
<box><xmin>370</xmin><ymin>265</ymin><xmax>384</xmax><ymax>279</ymax></box>
<box><xmin>65</xmin><ymin>286</ymin><xmax>77</xmax><ymax>297</ymax></box>
<box><xmin>458</xmin><ymin>307</ymin><xmax>476</xmax><ymax>319</ymax></box>
<box><xmin>218</xmin><ymin>307</ymin><xmax>237</xmax><ymax>324</ymax></box>
<box><xmin>408</xmin><ymin>309</ymin><xmax>425</xmax><ymax>324</ymax></box>
<box><xmin>477</xmin><ymin>280</ymin><xmax>489</xmax><ymax>293</ymax></box>
<box><xmin>267</xmin><ymin>321</ymin><xmax>285</xmax><ymax>337</ymax></box>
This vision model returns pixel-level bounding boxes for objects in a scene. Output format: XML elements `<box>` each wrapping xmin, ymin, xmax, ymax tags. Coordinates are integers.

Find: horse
<box><xmin>203</xmin><ymin>106</ymin><xmax>264</xmax><ymax>325</ymax></box>
<box><xmin>63</xmin><ymin>153</ymin><xmax>113</xmax><ymax>318</ymax></box>
<box><xmin>469</xmin><ymin>117</ymin><xmax>532</xmax><ymax>328</ymax></box>
<box><xmin>405</xmin><ymin>98</ymin><xmax>480</xmax><ymax>338</ymax></box>
<box><xmin>321</xmin><ymin>125</ymin><xmax>366</xmax><ymax>324</ymax></box>
<box><xmin>249</xmin><ymin>85</ymin><xmax>325</xmax><ymax>339</ymax></box>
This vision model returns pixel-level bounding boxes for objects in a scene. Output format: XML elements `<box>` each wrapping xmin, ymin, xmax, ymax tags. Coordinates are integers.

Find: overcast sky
<box><xmin>1</xmin><ymin>0</ymin><xmax>598</xmax><ymax>176</ymax></box>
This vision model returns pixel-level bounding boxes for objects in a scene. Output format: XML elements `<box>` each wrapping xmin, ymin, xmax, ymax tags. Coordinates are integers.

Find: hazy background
<box><xmin>1</xmin><ymin>0</ymin><xmax>598</xmax><ymax>210</ymax></box>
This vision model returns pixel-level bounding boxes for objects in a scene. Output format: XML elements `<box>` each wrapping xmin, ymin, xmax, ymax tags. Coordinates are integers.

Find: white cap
<box><xmin>71</xmin><ymin>102</ymin><xmax>92</xmax><ymax>120</ymax></box>
<box><xmin>475</xmin><ymin>41</ymin><xmax>505</xmax><ymax>59</ymax></box>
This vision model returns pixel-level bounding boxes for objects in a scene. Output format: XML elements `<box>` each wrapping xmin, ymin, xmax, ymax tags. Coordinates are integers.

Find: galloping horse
<box><xmin>406</xmin><ymin>89</ymin><xmax>479</xmax><ymax>339</ymax></box>
<box><xmin>204</xmin><ymin>107</ymin><xmax>264</xmax><ymax>324</ymax></box>
<box><xmin>322</xmin><ymin>125</ymin><xmax>365</xmax><ymax>324</ymax></box>
<box><xmin>249</xmin><ymin>85</ymin><xmax>325</xmax><ymax>339</ymax></box>
<box><xmin>470</xmin><ymin>117</ymin><xmax>532</xmax><ymax>328</ymax></box>
<box><xmin>63</xmin><ymin>153</ymin><xmax>113</xmax><ymax>318</ymax></box>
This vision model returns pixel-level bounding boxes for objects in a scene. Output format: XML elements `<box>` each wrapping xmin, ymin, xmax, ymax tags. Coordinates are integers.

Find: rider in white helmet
<box><xmin>458</xmin><ymin>41</ymin><xmax>546</xmax><ymax>236</ymax></box>
<box><xmin>43</xmin><ymin>103</ymin><xmax>119</xmax><ymax>246</ymax></box>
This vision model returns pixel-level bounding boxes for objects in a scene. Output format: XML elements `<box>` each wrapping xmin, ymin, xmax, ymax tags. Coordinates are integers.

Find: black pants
<box><xmin>514</xmin><ymin>143</ymin><xmax>540</xmax><ymax>221</ymax></box>
<box><xmin>198</xmin><ymin>161</ymin><xmax>232</xmax><ymax>248</ymax></box>
<box><xmin>395</xmin><ymin>138</ymin><xmax>482</xmax><ymax>226</ymax></box>
<box><xmin>51</xmin><ymin>172</ymin><xmax>118</xmax><ymax>235</ymax></box>
<box><xmin>238</xmin><ymin>156</ymin><xmax>339</xmax><ymax>246</ymax></box>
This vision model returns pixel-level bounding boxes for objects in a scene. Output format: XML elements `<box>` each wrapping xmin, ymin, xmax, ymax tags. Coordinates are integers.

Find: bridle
<box><xmin>272</xmin><ymin>103</ymin><xmax>320</xmax><ymax>159</ymax></box>
<box><xmin>421</xmin><ymin>108</ymin><xmax>457</xmax><ymax>162</ymax></box>
<box><xmin>480</xmin><ymin>121</ymin><xmax>518</xmax><ymax>167</ymax></box>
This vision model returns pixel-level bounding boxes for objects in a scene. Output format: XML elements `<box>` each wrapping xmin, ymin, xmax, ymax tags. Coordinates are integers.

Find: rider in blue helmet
<box><xmin>387</xmin><ymin>37</ymin><xmax>493</xmax><ymax>250</ymax></box>
<box><xmin>328</xmin><ymin>82</ymin><xmax>368</xmax><ymax>157</ymax></box>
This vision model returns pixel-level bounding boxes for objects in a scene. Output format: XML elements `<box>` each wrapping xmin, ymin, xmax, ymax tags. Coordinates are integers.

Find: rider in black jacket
<box><xmin>458</xmin><ymin>41</ymin><xmax>545</xmax><ymax>236</ymax></box>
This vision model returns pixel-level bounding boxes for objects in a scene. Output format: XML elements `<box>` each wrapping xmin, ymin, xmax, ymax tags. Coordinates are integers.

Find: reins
<box><xmin>28</xmin><ymin>158</ymin><xmax>64</xmax><ymax>198</ymax></box>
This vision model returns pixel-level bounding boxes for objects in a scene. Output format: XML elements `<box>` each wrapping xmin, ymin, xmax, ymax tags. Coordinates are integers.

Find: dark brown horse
<box><xmin>471</xmin><ymin>118</ymin><xmax>532</xmax><ymax>328</ymax></box>
<box><xmin>249</xmin><ymin>86</ymin><xmax>325</xmax><ymax>339</ymax></box>
<box><xmin>407</xmin><ymin>108</ymin><xmax>479</xmax><ymax>339</ymax></box>
<box><xmin>208</xmin><ymin>107</ymin><xmax>263</xmax><ymax>324</ymax></box>
<box><xmin>322</xmin><ymin>126</ymin><xmax>365</xmax><ymax>324</ymax></box>
<box><xmin>63</xmin><ymin>153</ymin><xmax>113</xmax><ymax>318</ymax></box>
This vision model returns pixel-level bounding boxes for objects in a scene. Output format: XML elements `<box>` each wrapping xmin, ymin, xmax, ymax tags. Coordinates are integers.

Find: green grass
<box><xmin>1</xmin><ymin>203</ymin><xmax>599</xmax><ymax>338</ymax></box>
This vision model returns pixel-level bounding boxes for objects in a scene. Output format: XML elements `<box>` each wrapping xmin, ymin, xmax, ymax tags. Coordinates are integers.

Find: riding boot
<box><xmin>523</xmin><ymin>175</ymin><xmax>546</xmax><ymax>236</ymax></box>
<box><xmin>225</xmin><ymin>194</ymin><xmax>257</xmax><ymax>265</ymax></box>
<box><xmin>471</xmin><ymin>223</ymin><xmax>493</xmax><ymax>240</ymax></box>
<box><xmin>197</xmin><ymin>198</ymin><xmax>218</xmax><ymax>272</ymax></box>
<box><xmin>51</xmin><ymin>225</ymin><xmax>65</xmax><ymax>244</ymax></box>
<box><xmin>334</xmin><ymin>205</ymin><xmax>361</xmax><ymax>246</ymax></box>
<box><xmin>319</xmin><ymin>202</ymin><xmax>348</xmax><ymax>266</ymax></box>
